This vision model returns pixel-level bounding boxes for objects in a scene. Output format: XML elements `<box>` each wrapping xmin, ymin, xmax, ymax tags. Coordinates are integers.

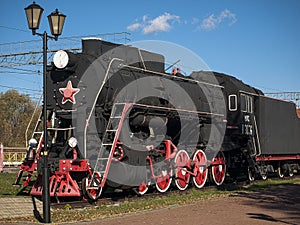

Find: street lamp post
<box><xmin>24</xmin><ymin>2</ymin><xmax>66</xmax><ymax>223</ymax></box>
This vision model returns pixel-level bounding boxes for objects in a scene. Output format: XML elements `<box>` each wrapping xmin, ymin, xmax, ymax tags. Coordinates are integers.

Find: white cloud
<box><xmin>219</xmin><ymin>9</ymin><xmax>237</xmax><ymax>26</ymax></box>
<box><xmin>143</xmin><ymin>13</ymin><xmax>180</xmax><ymax>34</ymax></box>
<box><xmin>200</xmin><ymin>14</ymin><xmax>218</xmax><ymax>31</ymax></box>
<box><xmin>127</xmin><ymin>23</ymin><xmax>141</xmax><ymax>31</ymax></box>
<box><xmin>199</xmin><ymin>9</ymin><xmax>237</xmax><ymax>31</ymax></box>
<box><xmin>127</xmin><ymin>13</ymin><xmax>180</xmax><ymax>34</ymax></box>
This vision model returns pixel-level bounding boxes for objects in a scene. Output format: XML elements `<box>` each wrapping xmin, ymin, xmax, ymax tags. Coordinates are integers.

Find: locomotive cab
<box><xmin>202</xmin><ymin>72</ymin><xmax>263</xmax><ymax>179</ymax></box>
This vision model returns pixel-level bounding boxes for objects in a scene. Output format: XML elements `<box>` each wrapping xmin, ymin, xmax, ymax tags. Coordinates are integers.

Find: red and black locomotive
<box><xmin>15</xmin><ymin>39</ymin><xmax>300</xmax><ymax>201</ymax></box>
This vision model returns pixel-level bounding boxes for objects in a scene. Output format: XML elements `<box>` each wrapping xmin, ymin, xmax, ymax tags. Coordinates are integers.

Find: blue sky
<box><xmin>0</xmin><ymin>0</ymin><xmax>299</xmax><ymax>99</ymax></box>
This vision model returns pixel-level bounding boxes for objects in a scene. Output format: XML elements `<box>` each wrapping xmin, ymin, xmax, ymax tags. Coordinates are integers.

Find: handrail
<box><xmin>25</xmin><ymin>93</ymin><xmax>42</xmax><ymax>146</ymax></box>
<box><xmin>83</xmin><ymin>57</ymin><xmax>124</xmax><ymax>157</ymax></box>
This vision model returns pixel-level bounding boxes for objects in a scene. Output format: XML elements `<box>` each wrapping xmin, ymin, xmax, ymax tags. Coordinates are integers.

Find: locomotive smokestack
<box><xmin>81</xmin><ymin>38</ymin><xmax>165</xmax><ymax>73</ymax></box>
<box><xmin>82</xmin><ymin>38</ymin><xmax>120</xmax><ymax>56</ymax></box>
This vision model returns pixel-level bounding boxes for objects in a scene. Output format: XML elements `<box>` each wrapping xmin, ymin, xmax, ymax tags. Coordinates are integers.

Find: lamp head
<box><xmin>48</xmin><ymin>9</ymin><xmax>66</xmax><ymax>39</ymax></box>
<box><xmin>24</xmin><ymin>1</ymin><xmax>44</xmax><ymax>35</ymax></box>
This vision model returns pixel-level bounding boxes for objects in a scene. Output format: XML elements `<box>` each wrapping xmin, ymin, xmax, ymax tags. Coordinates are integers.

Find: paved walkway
<box><xmin>70</xmin><ymin>183</ymin><xmax>300</xmax><ymax>225</ymax></box>
<box><xmin>0</xmin><ymin>197</ymin><xmax>42</xmax><ymax>219</ymax></box>
<box><xmin>1</xmin><ymin>183</ymin><xmax>299</xmax><ymax>224</ymax></box>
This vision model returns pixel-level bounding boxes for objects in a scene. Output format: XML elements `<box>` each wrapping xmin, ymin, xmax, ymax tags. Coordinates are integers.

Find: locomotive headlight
<box><xmin>68</xmin><ymin>137</ymin><xmax>78</xmax><ymax>148</ymax></box>
<box><xmin>53</xmin><ymin>50</ymin><xmax>69</xmax><ymax>69</ymax></box>
<box><xmin>29</xmin><ymin>138</ymin><xmax>38</xmax><ymax>147</ymax></box>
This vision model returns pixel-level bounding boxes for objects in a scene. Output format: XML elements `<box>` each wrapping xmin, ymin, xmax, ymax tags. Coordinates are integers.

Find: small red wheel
<box><xmin>113</xmin><ymin>145</ymin><xmax>125</xmax><ymax>161</ymax></box>
<box><xmin>136</xmin><ymin>181</ymin><xmax>150</xmax><ymax>195</ymax></box>
<box><xmin>192</xmin><ymin>149</ymin><xmax>208</xmax><ymax>189</ymax></box>
<box><xmin>211</xmin><ymin>151</ymin><xmax>226</xmax><ymax>186</ymax></box>
<box><xmin>156</xmin><ymin>168</ymin><xmax>172</xmax><ymax>193</ymax></box>
<box><xmin>82</xmin><ymin>172</ymin><xmax>103</xmax><ymax>201</ymax></box>
<box><xmin>174</xmin><ymin>150</ymin><xmax>190</xmax><ymax>191</ymax></box>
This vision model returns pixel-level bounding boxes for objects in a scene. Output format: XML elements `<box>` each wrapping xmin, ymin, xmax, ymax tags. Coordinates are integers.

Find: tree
<box><xmin>0</xmin><ymin>90</ymin><xmax>40</xmax><ymax>147</ymax></box>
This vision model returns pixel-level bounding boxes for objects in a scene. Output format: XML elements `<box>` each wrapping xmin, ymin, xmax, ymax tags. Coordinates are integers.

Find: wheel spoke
<box><xmin>192</xmin><ymin>150</ymin><xmax>208</xmax><ymax>189</ymax></box>
<box><xmin>211</xmin><ymin>151</ymin><xmax>226</xmax><ymax>186</ymax></box>
<box><xmin>156</xmin><ymin>173</ymin><xmax>172</xmax><ymax>193</ymax></box>
<box><xmin>137</xmin><ymin>181</ymin><xmax>149</xmax><ymax>195</ymax></box>
<box><xmin>83</xmin><ymin>172</ymin><xmax>102</xmax><ymax>201</ymax></box>
<box><xmin>174</xmin><ymin>150</ymin><xmax>190</xmax><ymax>191</ymax></box>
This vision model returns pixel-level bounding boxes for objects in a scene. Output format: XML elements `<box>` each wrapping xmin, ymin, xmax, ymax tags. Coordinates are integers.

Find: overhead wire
<box><xmin>0</xmin><ymin>25</ymin><xmax>30</xmax><ymax>34</ymax></box>
<box><xmin>0</xmin><ymin>66</ymin><xmax>41</xmax><ymax>73</ymax></box>
<box><xmin>0</xmin><ymin>84</ymin><xmax>41</xmax><ymax>93</ymax></box>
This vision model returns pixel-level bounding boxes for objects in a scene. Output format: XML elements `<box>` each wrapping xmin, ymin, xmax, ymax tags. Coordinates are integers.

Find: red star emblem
<box><xmin>59</xmin><ymin>80</ymin><xmax>80</xmax><ymax>104</ymax></box>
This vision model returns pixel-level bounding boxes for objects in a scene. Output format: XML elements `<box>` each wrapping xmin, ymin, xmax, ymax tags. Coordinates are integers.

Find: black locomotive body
<box><xmin>16</xmin><ymin>39</ymin><xmax>300</xmax><ymax>200</ymax></box>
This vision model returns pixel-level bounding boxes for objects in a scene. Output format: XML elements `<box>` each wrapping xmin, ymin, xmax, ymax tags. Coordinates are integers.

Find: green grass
<box><xmin>244</xmin><ymin>177</ymin><xmax>300</xmax><ymax>191</ymax></box>
<box><xmin>0</xmin><ymin>172</ymin><xmax>20</xmax><ymax>196</ymax></box>
<box><xmin>0</xmin><ymin>172</ymin><xmax>33</xmax><ymax>197</ymax></box>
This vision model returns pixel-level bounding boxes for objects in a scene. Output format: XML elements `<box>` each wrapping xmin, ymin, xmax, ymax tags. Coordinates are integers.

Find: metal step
<box><xmin>110</xmin><ymin>116</ymin><xmax>122</xmax><ymax>119</ymax></box>
<box><xmin>47</xmin><ymin>127</ymin><xmax>75</xmax><ymax>131</ymax></box>
<box><xmin>86</xmin><ymin>186</ymin><xmax>99</xmax><ymax>190</ymax></box>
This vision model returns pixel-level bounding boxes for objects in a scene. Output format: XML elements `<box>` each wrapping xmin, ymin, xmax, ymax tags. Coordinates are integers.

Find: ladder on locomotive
<box><xmin>31</xmin><ymin>111</ymin><xmax>44</xmax><ymax>149</ymax></box>
<box><xmin>90</xmin><ymin>103</ymin><xmax>132</xmax><ymax>188</ymax></box>
<box><xmin>14</xmin><ymin>111</ymin><xmax>44</xmax><ymax>186</ymax></box>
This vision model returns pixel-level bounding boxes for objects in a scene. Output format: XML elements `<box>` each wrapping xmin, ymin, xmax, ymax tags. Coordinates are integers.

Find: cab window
<box><xmin>240</xmin><ymin>93</ymin><xmax>253</xmax><ymax>113</ymax></box>
<box><xmin>228</xmin><ymin>95</ymin><xmax>237</xmax><ymax>111</ymax></box>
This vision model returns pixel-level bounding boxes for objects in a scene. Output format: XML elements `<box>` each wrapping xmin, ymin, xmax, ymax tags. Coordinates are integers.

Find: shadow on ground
<box><xmin>235</xmin><ymin>183</ymin><xmax>300</xmax><ymax>225</ymax></box>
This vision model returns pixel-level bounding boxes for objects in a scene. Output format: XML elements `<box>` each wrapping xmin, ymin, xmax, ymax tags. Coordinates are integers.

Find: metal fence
<box><xmin>0</xmin><ymin>146</ymin><xmax>26</xmax><ymax>167</ymax></box>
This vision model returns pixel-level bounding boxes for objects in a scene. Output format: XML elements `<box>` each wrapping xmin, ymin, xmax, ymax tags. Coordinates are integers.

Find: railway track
<box><xmin>51</xmin><ymin>174</ymin><xmax>300</xmax><ymax>210</ymax></box>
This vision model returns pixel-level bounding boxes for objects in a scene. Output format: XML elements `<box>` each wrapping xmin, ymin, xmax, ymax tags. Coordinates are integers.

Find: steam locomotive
<box><xmin>15</xmin><ymin>39</ymin><xmax>300</xmax><ymax>201</ymax></box>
